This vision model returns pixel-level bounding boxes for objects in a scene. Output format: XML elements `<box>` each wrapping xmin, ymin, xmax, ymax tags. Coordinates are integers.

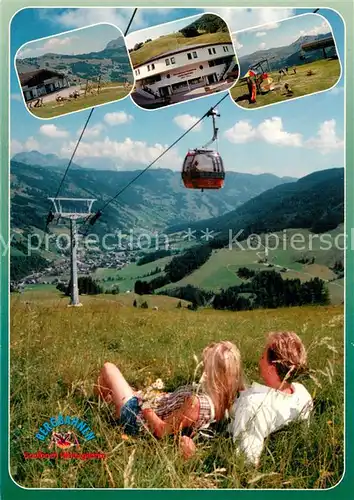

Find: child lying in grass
<box><xmin>95</xmin><ymin>341</ymin><xmax>245</xmax><ymax>458</ymax></box>
<box><xmin>228</xmin><ymin>331</ymin><xmax>313</xmax><ymax>467</ymax></box>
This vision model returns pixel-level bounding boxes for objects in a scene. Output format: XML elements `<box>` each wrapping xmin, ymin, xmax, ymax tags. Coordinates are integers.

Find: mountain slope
<box><xmin>167</xmin><ymin>168</ymin><xmax>344</xmax><ymax>236</ymax></box>
<box><xmin>238</xmin><ymin>33</ymin><xmax>336</xmax><ymax>72</ymax></box>
<box><xmin>16</xmin><ymin>36</ymin><xmax>132</xmax><ymax>83</ymax></box>
<box><xmin>10</xmin><ymin>158</ymin><xmax>295</xmax><ymax>240</ymax></box>
<box><xmin>12</xmin><ymin>151</ymin><xmax>82</xmax><ymax>170</ymax></box>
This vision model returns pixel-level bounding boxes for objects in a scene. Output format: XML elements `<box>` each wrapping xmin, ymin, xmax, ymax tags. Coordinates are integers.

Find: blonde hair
<box><xmin>202</xmin><ymin>341</ymin><xmax>245</xmax><ymax>421</ymax></box>
<box><xmin>266</xmin><ymin>331</ymin><xmax>308</xmax><ymax>382</ymax></box>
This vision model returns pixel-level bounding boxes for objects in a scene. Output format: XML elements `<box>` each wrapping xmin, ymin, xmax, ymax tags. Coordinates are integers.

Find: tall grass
<box><xmin>10</xmin><ymin>294</ymin><xmax>344</xmax><ymax>488</ymax></box>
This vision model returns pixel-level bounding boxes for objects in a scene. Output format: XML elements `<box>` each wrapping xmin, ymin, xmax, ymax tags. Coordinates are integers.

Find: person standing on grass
<box><xmin>95</xmin><ymin>341</ymin><xmax>245</xmax><ymax>458</ymax></box>
<box><xmin>247</xmin><ymin>76</ymin><xmax>257</xmax><ymax>104</ymax></box>
<box><xmin>228</xmin><ymin>331</ymin><xmax>313</xmax><ymax>467</ymax></box>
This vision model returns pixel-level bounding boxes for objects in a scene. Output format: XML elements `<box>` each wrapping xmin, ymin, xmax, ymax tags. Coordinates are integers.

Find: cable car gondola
<box><xmin>182</xmin><ymin>109</ymin><xmax>225</xmax><ymax>191</ymax></box>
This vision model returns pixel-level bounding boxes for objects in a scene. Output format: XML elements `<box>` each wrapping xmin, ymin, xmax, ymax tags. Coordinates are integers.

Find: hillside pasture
<box><xmin>93</xmin><ymin>256</ymin><xmax>174</xmax><ymax>292</ymax></box>
<box><xmin>157</xmin><ymin>228</ymin><xmax>344</xmax><ymax>304</ymax></box>
<box><xmin>231</xmin><ymin>59</ymin><xmax>341</xmax><ymax>108</ymax></box>
<box><xmin>10</xmin><ymin>295</ymin><xmax>344</xmax><ymax>489</ymax></box>
<box><xmin>130</xmin><ymin>31</ymin><xmax>232</xmax><ymax>67</ymax></box>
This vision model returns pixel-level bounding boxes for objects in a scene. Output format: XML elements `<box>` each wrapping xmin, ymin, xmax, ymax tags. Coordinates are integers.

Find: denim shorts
<box><xmin>119</xmin><ymin>396</ymin><xmax>142</xmax><ymax>435</ymax></box>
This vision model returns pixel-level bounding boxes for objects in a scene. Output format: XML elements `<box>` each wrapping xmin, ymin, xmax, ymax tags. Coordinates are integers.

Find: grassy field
<box><xmin>158</xmin><ymin>228</ymin><xmax>344</xmax><ymax>304</ymax></box>
<box><xmin>15</xmin><ymin>289</ymin><xmax>190</xmax><ymax>309</ymax></box>
<box><xmin>10</xmin><ymin>293</ymin><xmax>344</xmax><ymax>489</ymax></box>
<box><xmin>30</xmin><ymin>84</ymin><xmax>133</xmax><ymax>118</ymax></box>
<box><xmin>93</xmin><ymin>256</ymin><xmax>174</xmax><ymax>293</ymax></box>
<box><xmin>230</xmin><ymin>59</ymin><xmax>341</xmax><ymax>109</ymax></box>
<box><xmin>24</xmin><ymin>226</ymin><xmax>344</xmax><ymax>303</ymax></box>
<box><xmin>130</xmin><ymin>32</ymin><xmax>232</xmax><ymax>67</ymax></box>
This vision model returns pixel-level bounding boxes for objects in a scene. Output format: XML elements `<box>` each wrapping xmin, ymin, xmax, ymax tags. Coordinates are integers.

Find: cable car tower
<box><xmin>47</xmin><ymin>197</ymin><xmax>96</xmax><ymax>307</ymax></box>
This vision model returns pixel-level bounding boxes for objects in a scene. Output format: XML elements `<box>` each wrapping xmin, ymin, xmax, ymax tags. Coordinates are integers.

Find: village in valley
<box><xmin>10</xmin><ymin>247</ymin><xmax>135</xmax><ymax>289</ymax></box>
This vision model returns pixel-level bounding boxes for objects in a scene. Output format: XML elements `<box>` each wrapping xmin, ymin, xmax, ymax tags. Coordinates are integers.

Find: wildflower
<box><xmin>152</xmin><ymin>378</ymin><xmax>164</xmax><ymax>390</ymax></box>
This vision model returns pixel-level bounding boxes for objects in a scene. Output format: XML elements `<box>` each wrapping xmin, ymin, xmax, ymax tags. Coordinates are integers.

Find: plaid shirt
<box><xmin>138</xmin><ymin>385</ymin><xmax>215</xmax><ymax>432</ymax></box>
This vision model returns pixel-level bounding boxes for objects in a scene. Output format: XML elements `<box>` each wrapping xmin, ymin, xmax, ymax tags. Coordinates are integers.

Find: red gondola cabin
<box><xmin>182</xmin><ymin>149</ymin><xmax>225</xmax><ymax>190</ymax></box>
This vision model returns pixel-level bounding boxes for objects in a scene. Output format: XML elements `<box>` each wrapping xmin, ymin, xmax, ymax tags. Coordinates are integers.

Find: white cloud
<box><xmin>173</xmin><ymin>114</ymin><xmax>202</xmax><ymax>132</ymax></box>
<box><xmin>256</xmin><ymin>32</ymin><xmax>267</xmax><ymax>37</ymax></box>
<box><xmin>17</xmin><ymin>47</ymin><xmax>34</xmax><ymax>58</ymax></box>
<box><xmin>11</xmin><ymin>136</ymin><xmax>40</xmax><ymax>156</ymax></box>
<box><xmin>37</xmin><ymin>7</ymin><xmax>172</xmax><ymax>33</ymax></box>
<box><xmin>224</xmin><ymin>120</ymin><xmax>257</xmax><ymax>144</ymax></box>
<box><xmin>18</xmin><ymin>36</ymin><xmax>79</xmax><ymax>58</ymax></box>
<box><xmin>259</xmin><ymin>42</ymin><xmax>266</xmax><ymax>50</ymax></box>
<box><xmin>330</xmin><ymin>86</ymin><xmax>344</xmax><ymax>96</ymax></box>
<box><xmin>205</xmin><ymin>7</ymin><xmax>295</xmax><ymax>33</ymax></box>
<box><xmin>225</xmin><ymin>117</ymin><xmax>303</xmax><ymax>147</ymax></box>
<box><xmin>232</xmin><ymin>35</ymin><xmax>243</xmax><ymax>51</ymax></box>
<box><xmin>24</xmin><ymin>137</ymin><xmax>40</xmax><ymax>150</ymax></box>
<box><xmin>299</xmin><ymin>21</ymin><xmax>330</xmax><ymax>38</ymax></box>
<box><xmin>40</xmin><ymin>124</ymin><xmax>69</xmax><ymax>138</ymax></box>
<box><xmin>306</xmin><ymin>120</ymin><xmax>344</xmax><ymax>154</ymax></box>
<box><xmin>11</xmin><ymin>93</ymin><xmax>22</xmax><ymax>102</ymax></box>
<box><xmin>259</xmin><ymin>118</ymin><xmax>303</xmax><ymax>146</ymax></box>
<box><xmin>11</xmin><ymin>139</ymin><xmax>25</xmax><ymax>156</ymax></box>
<box><xmin>59</xmin><ymin>137</ymin><xmax>182</xmax><ymax>169</ymax></box>
<box><xmin>77</xmin><ymin>123</ymin><xmax>105</xmax><ymax>138</ymax></box>
<box><xmin>40</xmin><ymin>8</ymin><xmax>142</xmax><ymax>30</ymax></box>
<box><xmin>45</xmin><ymin>36</ymin><xmax>78</xmax><ymax>49</ymax></box>
<box><xmin>104</xmin><ymin>111</ymin><xmax>133</xmax><ymax>125</ymax></box>
<box><xmin>262</xmin><ymin>22</ymin><xmax>281</xmax><ymax>30</ymax></box>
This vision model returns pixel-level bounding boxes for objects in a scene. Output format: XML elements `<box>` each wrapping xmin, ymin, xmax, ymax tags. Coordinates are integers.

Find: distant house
<box><xmin>19</xmin><ymin>69</ymin><xmax>69</xmax><ymax>101</ymax></box>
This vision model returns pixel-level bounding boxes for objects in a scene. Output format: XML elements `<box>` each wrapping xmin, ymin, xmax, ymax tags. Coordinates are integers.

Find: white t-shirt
<box><xmin>228</xmin><ymin>382</ymin><xmax>313</xmax><ymax>466</ymax></box>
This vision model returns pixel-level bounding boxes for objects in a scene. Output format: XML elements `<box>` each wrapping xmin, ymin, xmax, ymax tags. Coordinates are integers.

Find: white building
<box><xmin>133</xmin><ymin>42</ymin><xmax>238</xmax><ymax>99</ymax></box>
<box><xmin>19</xmin><ymin>69</ymin><xmax>69</xmax><ymax>102</ymax></box>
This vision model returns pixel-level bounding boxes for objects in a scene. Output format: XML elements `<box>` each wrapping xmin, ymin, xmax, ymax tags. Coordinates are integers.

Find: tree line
<box><xmin>56</xmin><ymin>276</ymin><xmax>119</xmax><ymax>296</ymax></box>
<box><xmin>11</xmin><ymin>254</ymin><xmax>48</xmax><ymax>282</ymax></box>
<box><xmin>161</xmin><ymin>270</ymin><xmax>330</xmax><ymax>311</ymax></box>
<box><xmin>137</xmin><ymin>249</ymin><xmax>173</xmax><ymax>266</ymax></box>
<box><xmin>213</xmin><ymin>270</ymin><xmax>330</xmax><ymax>310</ymax></box>
<box><xmin>134</xmin><ymin>245</ymin><xmax>212</xmax><ymax>295</ymax></box>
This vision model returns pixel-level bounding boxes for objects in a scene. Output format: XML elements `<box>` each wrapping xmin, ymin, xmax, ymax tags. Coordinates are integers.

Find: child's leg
<box><xmin>94</xmin><ymin>372</ymin><xmax>113</xmax><ymax>403</ymax></box>
<box><xmin>96</xmin><ymin>362</ymin><xmax>134</xmax><ymax>418</ymax></box>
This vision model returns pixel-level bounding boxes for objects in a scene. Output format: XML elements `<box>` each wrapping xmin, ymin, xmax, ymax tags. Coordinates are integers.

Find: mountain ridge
<box><xmin>10</xmin><ymin>157</ymin><xmax>297</xmax><ymax>243</ymax></box>
<box><xmin>167</xmin><ymin>167</ymin><xmax>344</xmax><ymax>236</ymax></box>
<box><xmin>16</xmin><ymin>35</ymin><xmax>133</xmax><ymax>83</ymax></box>
<box><xmin>238</xmin><ymin>32</ymin><xmax>336</xmax><ymax>72</ymax></box>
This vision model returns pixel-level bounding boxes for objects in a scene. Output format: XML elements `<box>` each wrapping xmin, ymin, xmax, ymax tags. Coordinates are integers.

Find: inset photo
<box><xmin>230</xmin><ymin>13</ymin><xmax>341</xmax><ymax>109</ymax></box>
<box><xmin>127</xmin><ymin>13</ymin><xmax>239</xmax><ymax>110</ymax></box>
<box><xmin>15</xmin><ymin>23</ymin><xmax>135</xmax><ymax>119</ymax></box>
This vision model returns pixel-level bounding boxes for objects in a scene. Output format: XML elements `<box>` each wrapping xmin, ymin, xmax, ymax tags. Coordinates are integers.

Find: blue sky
<box><xmin>235</xmin><ymin>13</ymin><xmax>336</xmax><ymax>57</ymax></box>
<box><xmin>17</xmin><ymin>23</ymin><xmax>126</xmax><ymax>59</ymax></box>
<box><xmin>10</xmin><ymin>7</ymin><xmax>345</xmax><ymax>179</ymax></box>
